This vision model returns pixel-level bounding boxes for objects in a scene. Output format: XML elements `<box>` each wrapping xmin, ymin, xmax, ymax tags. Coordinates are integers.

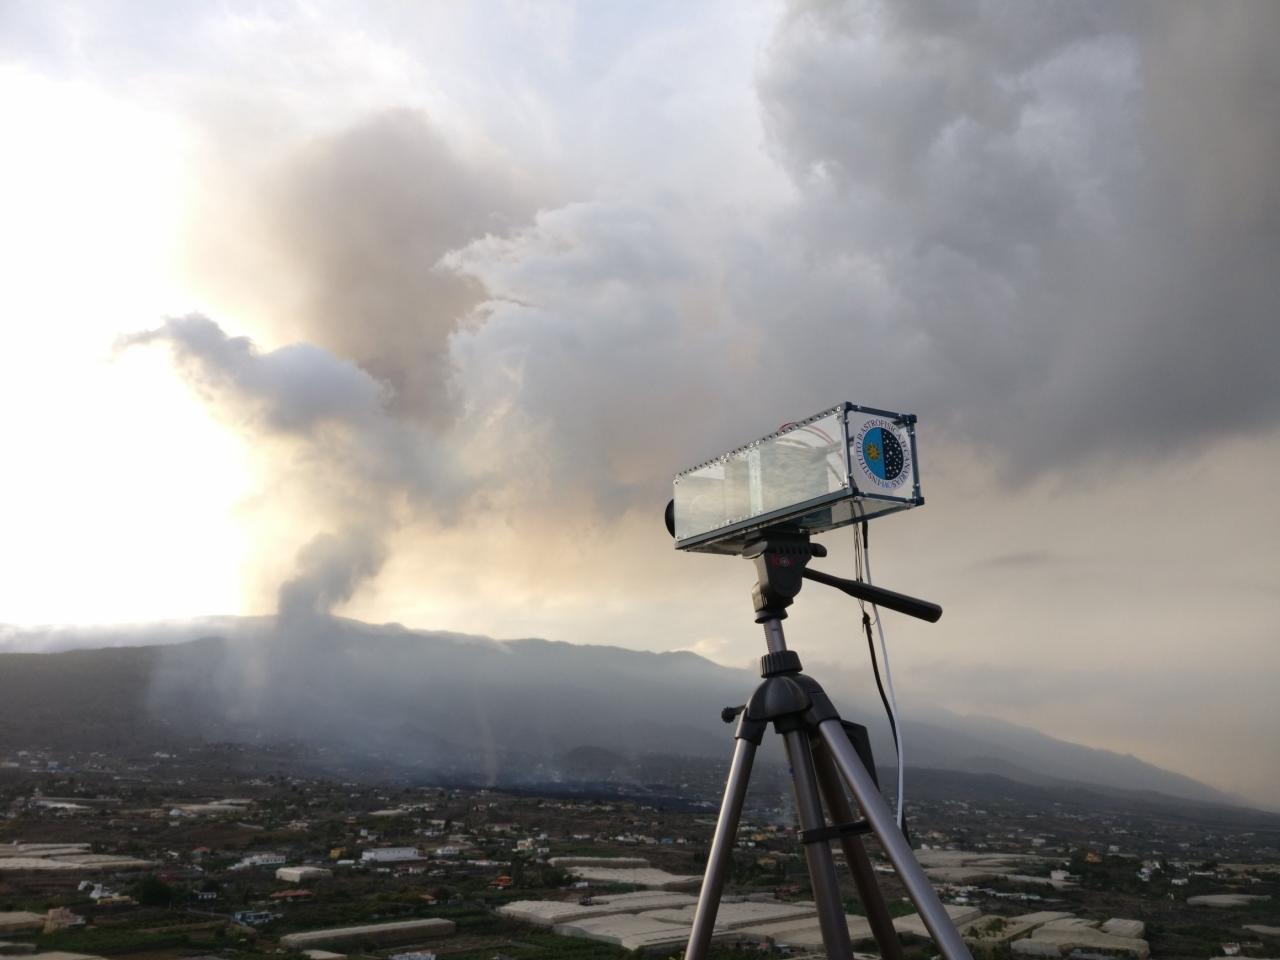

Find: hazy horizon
<box><xmin>1</xmin><ymin>2</ymin><xmax>1276</xmax><ymax>808</ymax></box>
<box><xmin>0</xmin><ymin>613</ymin><xmax>1263</xmax><ymax>817</ymax></box>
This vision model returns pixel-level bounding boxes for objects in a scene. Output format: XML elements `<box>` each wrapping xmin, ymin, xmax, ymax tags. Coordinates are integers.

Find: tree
<box><xmin>133</xmin><ymin>875</ymin><xmax>176</xmax><ymax>908</ymax></box>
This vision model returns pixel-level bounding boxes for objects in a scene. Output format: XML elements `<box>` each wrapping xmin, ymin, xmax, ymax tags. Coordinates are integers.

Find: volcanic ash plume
<box><xmin>121</xmin><ymin>315</ymin><xmax>469</xmax><ymax>719</ymax></box>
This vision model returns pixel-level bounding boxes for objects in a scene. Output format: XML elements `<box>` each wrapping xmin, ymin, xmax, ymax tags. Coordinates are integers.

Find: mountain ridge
<box><xmin>0</xmin><ymin>616</ymin><xmax>1253</xmax><ymax>813</ymax></box>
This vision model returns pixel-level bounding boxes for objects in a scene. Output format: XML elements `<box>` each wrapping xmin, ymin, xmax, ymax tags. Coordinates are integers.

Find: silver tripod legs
<box><xmin>684</xmin><ymin>733</ymin><xmax>854</xmax><ymax>960</ymax></box>
<box><xmin>687</xmin><ymin>720</ymin><xmax>973</xmax><ymax>960</ymax></box>
<box><xmin>812</xmin><ymin>743</ymin><xmax>904</xmax><ymax>960</ymax></box>
<box><xmin>683</xmin><ymin>607</ymin><xmax>972</xmax><ymax>960</ymax></box>
<box><xmin>684</xmin><ymin>738</ymin><xmax>756</xmax><ymax>960</ymax></box>
<box><xmin>782</xmin><ymin>729</ymin><xmax>854</xmax><ymax>960</ymax></box>
<box><xmin>819</xmin><ymin>718</ymin><xmax>973</xmax><ymax>960</ymax></box>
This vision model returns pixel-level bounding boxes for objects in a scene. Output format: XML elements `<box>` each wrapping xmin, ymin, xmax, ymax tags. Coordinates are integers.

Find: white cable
<box><xmin>863</xmin><ymin>538</ymin><xmax>906</xmax><ymax>829</ymax></box>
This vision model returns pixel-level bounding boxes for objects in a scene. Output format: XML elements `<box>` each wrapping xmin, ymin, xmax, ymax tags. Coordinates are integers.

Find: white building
<box><xmin>277</xmin><ymin>866</ymin><xmax>333</xmax><ymax>883</ymax></box>
<box><xmin>360</xmin><ymin>847</ymin><xmax>421</xmax><ymax>863</ymax></box>
<box><xmin>231</xmin><ymin>852</ymin><xmax>286</xmax><ymax>870</ymax></box>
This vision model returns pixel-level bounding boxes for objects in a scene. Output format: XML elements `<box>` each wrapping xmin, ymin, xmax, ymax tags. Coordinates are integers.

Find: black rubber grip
<box><xmin>802</xmin><ymin>568</ymin><xmax>943</xmax><ymax>623</ymax></box>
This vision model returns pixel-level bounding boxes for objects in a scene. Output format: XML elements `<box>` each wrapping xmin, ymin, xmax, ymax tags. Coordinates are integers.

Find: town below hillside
<box><xmin>1</xmin><ymin>745</ymin><xmax>1277</xmax><ymax>960</ymax></box>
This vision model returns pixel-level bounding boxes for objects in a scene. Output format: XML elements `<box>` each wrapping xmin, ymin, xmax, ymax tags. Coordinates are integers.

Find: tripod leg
<box><xmin>781</xmin><ymin>729</ymin><xmax>854</xmax><ymax>960</ymax></box>
<box><xmin>817</xmin><ymin>718</ymin><xmax>974</xmax><ymax>960</ymax></box>
<box><xmin>812</xmin><ymin>742</ymin><xmax>904</xmax><ymax>960</ymax></box>
<box><xmin>684</xmin><ymin>738</ymin><xmax>756</xmax><ymax>960</ymax></box>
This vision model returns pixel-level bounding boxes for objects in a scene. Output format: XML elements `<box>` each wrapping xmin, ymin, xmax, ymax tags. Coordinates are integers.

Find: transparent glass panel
<box><xmin>673</xmin><ymin>410</ymin><xmax>848</xmax><ymax>542</ymax></box>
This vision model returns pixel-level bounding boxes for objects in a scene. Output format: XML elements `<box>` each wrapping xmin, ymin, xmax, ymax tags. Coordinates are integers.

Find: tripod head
<box><xmin>744</xmin><ymin>528</ymin><xmax>943</xmax><ymax>625</ymax></box>
<box><xmin>663</xmin><ymin>501</ymin><xmax>942</xmax><ymax>625</ymax></box>
<box><xmin>744</xmin><ymin>532</ymin><xmax>826</xmax><ymax>622</ymax></box>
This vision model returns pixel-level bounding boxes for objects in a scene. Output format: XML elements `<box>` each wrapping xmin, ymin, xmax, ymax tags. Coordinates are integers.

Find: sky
<box><xmin>0</xmin><ymin>1</ymin><xmax>1277</xmax><ymax>806</ymax></box>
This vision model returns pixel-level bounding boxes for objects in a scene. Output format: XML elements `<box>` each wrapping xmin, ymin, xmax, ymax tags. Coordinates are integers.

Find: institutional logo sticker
<box><xmin>854</xmin><ymin>418</ymin><xmax>910</xmax><ymax>490</ymax></box>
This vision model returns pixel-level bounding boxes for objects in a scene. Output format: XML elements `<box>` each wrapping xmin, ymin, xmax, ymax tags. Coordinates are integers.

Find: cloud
<box><xmin>119</xmin><ymin>314</ymin><xmax>462</xmax><ymax>624</ymax></box>
<box><xmin>443</xmin><ymin>201</ymin><xmax>758</xmax><ymax>517</ymax></box>
<box><xmin>121</xmin><ymin>316</ymin><xmax>388</xmax><ymax>433</ymax></box>
<box><xmin>276</xmin><ymin>528</ymin><xmax>390</xmax><ymax>624</ymax></box>
<box><xmin>112</xmin><ymin>107</ymin><xmax>541</xmax><ymax>708</ymax></box>
<box><xmin>752</xmin><ymin>0</ymin><xmax>1280</xmax><ymax>475</ymax></box>
<box><xmin>119</xmin><ymin>104</ymin><xmax>544</xmax><ymax>625</ymax></box>
<box><xmin>429</xmin><ymin>0</ymin><xmax>1280</xmax><ymax>523</ymax></box>
<box><xmin>0</xmin><ymin>617</ymin><xmax>259</xmax><ymax>655</ymax></box>
<box><xmin>188</xmin><ymin>108</ymin><xmax>539</xmax><ymax>422</ymax></box>
<box><xmin>7</xmin><ymin>1</ymin><xmax>1278</xmax><ymax>801</ymax></box>
<box><xmin>971</xmin><ymin>550</ymin><xmax>1063</xmax><ymax>570</ymax></box>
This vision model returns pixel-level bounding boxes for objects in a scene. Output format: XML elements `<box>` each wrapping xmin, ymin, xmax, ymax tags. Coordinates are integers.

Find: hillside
<box><xmin>0</xmin><ymin>618</ymin><xmax>1247</xmax><ymax>811</ymax></box>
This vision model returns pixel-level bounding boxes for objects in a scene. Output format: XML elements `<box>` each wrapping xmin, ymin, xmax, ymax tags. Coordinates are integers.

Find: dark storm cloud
<box><xmin>751</xmin><ymin>0</ymin><xmax>1280</xmax><ymax>474</ymax></box>
<box><xmin>432</xmin><ymin>1</ymin><xmax>1280</xmax><ymax>525</ymax></box>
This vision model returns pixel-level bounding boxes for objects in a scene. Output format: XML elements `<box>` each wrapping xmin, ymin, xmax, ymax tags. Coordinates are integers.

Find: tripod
<box><xmin>682</xmin><ymin>532</ymin><xmax>972</xmax><ymax>960</ymax></box>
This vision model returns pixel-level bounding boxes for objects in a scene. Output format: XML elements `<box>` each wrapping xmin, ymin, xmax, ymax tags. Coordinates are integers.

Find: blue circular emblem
<box><xmin>854</xmin><ymin>419</ymin><xmax>910</xmax><ymax>490</ymax></box>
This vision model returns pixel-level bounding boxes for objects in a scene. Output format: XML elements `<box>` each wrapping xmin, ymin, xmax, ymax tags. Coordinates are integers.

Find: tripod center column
<box><xmin>762</xmin><ymin>617</ymin><xmax>787</xmax><ymax>653</ymax></box>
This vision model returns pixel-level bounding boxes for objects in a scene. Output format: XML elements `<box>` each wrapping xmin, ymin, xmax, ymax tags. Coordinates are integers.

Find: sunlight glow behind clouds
<box><xmin>0</xmin><ymin>68</ymin><xmax>253</xmax><ymax>623</ymax></box>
